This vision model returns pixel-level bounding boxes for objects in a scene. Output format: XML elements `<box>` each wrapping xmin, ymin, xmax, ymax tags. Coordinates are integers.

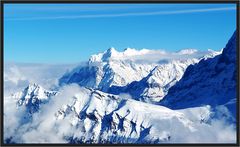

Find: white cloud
<box><xmin>4</xmin><ymin>62</ymin><xmax>77</xmax><ymax>96</ymax></box>
<box><xmin>4</xmin><ymin>84</ymin><xmax>84</xmax><ymax>143</ymax></box>
<box><xmin>178</xmin><ymin>119</ymin><xmax>236</xmax><ymax>143</ymax></box>
<box><xmin>4</xmin><ymin>84</ymin><xmax>236</xmax><ymax>143</ymax></box>
<box><xmin>94</xmin><ymin>48</ymin><xmax>222</xmax><ymax>64</ymax></box>
<box><xmin>4</xmin><ymin>99</ymin><xmax>27</xmax><ymax>141</ymax></box>
<box><xmin>6</xmin><ymin>6</ymin><xmax>235</xmax><ymax>21</ymax></box>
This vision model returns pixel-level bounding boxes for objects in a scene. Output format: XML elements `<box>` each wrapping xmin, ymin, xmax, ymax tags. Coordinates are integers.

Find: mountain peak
<box><xmin>101</xmin><ymin>47</ymin><xmax>119</xmax><ymax>61</ymax></box>
<box><xmin>106</xmin><ymin>47</ymin><xmax>118</xmax><ymax>55</ymax></box>
<box><xmin>177</xmin><ymin>49</ymin><xmax>198</xmax><ymax>55</ymax></box>
<box><xmin>27</xmin><ymin>83</ymin><xmax>40</xmax><ymax>89</ymax></box>
<box><xmin>123</xmin><ymin>47</ymin><xmax>136</xmax><ymax>52</ymax></box>
<box><xmin>220</xmin><ymin>31</ymin><xmax>236</xmax><ymax>63</ymax></box>
<box><xmin>11</xmin><ymin>83</ymin><xmax>57</xmax><ymax>114</ymax></box>
<box><xmin>89</xmin><ymin>47</ymin><xmax>152</xmax><ymax>63</ymax></box>
<box><xmin>107</xmin><ymin>47</ymin><xmax>117</xmax><ymax>52</ymax></box>
<box><xmin>24</xmin><ymin>83</ymin><xmax>43</xmax><ymax>95</ymax></box>
<box><xmin>13</xmin><ymin>83</ymin><xmax>57</xmax><ymax>105</ymax></box>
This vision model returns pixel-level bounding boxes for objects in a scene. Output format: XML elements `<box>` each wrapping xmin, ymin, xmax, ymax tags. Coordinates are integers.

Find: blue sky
<box><xmin>4</xmin><ymin>4</ymin><xmax>236</xmax><ymax>63</ymax></box>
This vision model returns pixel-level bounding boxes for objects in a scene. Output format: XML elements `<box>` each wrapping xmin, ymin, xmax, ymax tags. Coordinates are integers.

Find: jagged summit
<box><xmin>25</xmin><ymin>83</ymin><xmax>41</xmax><ymax>92</ymax></box>
<box><xmin>60</xmin><ymin>47</ymin><xmax>220</xmax><ymax>98</ymax></box>
<box><xmin>89</xmin><ymin>47</ymin><xmax>151</xmax><ymax>63</ymax></box>
<box><xmin>101</xmin><ymin>47</ymin><xmax>119</xmax><ymax>61</ymax></box>
<box><xmin>8</xmin><ymin>84</ymin><xmax>57</xmax><ymax>115</ymax></box>
<box><xmin>220</xmin><ymin>31</ymin><xmax>236</xmax><ymax>63</ymax></box>
<box><xmin>108</xmin><ymin>58</ymin><xmax>199</xmax><ymax>103</ymax></box>
<box><xmin>53</xmin><ymin>87</ymin><xmax>198</xmax><ymax>143</ymax></box>
<box><xmin>12</xmin><ymin>83</ymin><xmax>57</xmax><ymax>106</ymax></box>
<box><xmin>89</xmin><ymin>47</ymin><xmax>220</xmax><ymax>64</ymax></box>
<box><xmin>177</xmin><ymin>49</ymin><xmax>198</xmax><ymax>55</ymax></box>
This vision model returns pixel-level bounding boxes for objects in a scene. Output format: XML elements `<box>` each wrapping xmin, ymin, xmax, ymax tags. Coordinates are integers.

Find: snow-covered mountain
<box><xmin>59</xmin><ymin>48</ymin><xmax>219</xmax><ymax>103</ymax></box>
<box><xmin>12</xmin><ymin>83</ymin><xmax>57</xmax><ymax>113</ymax></box>
<box><xmin>8</xmin><ymin>84</ymin><xmax>232</xmax><ymax>143</ymax></box>
<box><xmin>59</xmin><ymin>48</ymin><xmax>157</xmax><ymax>92</ymax></box>
<box><xmin>108</xmin><ymin>59</ymin><xmax>199</xmax><ymax>103</ymax></box>
<box><xmin>54</xmin><ymin>87</ymin><xmax>197</xmax><ymax>143</ymax></box>
<box><xmin>160</xmin><ymin>31</ymin><xmax>237</xmax><ymax>118</ymax></box>
<box><xmin>4</xmin><ymin>33</ymin><xmax>236</xmax><ymax>144</ymax></box>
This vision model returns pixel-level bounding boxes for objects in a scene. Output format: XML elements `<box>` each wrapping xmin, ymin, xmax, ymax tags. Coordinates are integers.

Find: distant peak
<box><xmin>123</xmin><ymin>48</ymin><xmax>137</xmax><ymax>54</ymax></box>
<box><xmin>123</xmin><ymin>48</ymin><xmax>150</xmax><ymax>56</ymax></box>
<box><xmin>89</xmin><ymin>47</ymin><xmax>153</xmax><ymax>63</ymax></box>
<box><xmin>177</xmin><ymin>49</ymin><xmax>198</xmax><ymax>55</ymax></box>
<box><xmin>107</xmin><ymin>47</ymin><xmax>117</xmax><ymax>53</ymax></box>
<box><xmin>123</xmin><ymin>47</ymin><xmax>134</xmax><ymax>51</ymax></box>
<box><xmin>101</xmin><ymin>47</ymin><xmax>119</xmax><ymax>61</ymax></box>
<box><xmin>27</xmin><ymin>83</ymin><xmax>40</xmax><ymax>89</ymax></box>
<box><xmin>25</xmin><ymin>83</ymin><xmax>43</xmax><ymax>93</ymax></box>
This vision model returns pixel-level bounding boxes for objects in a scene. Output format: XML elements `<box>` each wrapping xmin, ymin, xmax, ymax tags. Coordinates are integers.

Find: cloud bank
<box><xmin>90</xmin><ymin>48</ymin><xmax>222</xmax><ymax>64</ymax></box>
<box><xmin>4</xmin><ymin>84</ymin><xmax>236</xmax><ymax>143</ymax></box>
<box><xmin>4</xmin><ymin>62</ymin><xmax>78</xmax><ymax>96</ymax></box>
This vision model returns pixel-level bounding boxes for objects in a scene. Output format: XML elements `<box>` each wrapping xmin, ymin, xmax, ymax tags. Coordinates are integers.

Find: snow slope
<box><xmin>108</xmin><ymin>59</ymin><xmax>199</xmax><ymax>103</ymax></box>
<box><xmin>59</xmin><ymin>48</ymin><xmax>219</xmax><ymax>103</ymax></box>
<box><xmin>6</xmin><ymin>84</ymin><xmax>236</xmax><ymax>144</ymax></box>
<box><xmin>160</xmin><ymin>31</ymin><xmax>237</xmax><ymax>118</ymax></box>
<box><xmin>54</xmin><ymin>87</ymin><xmax>196</xmax><ymax>143</ymax></box>
<box><xmin>7</xmin><ymin>83</ymin><xmax>237</xmax><ymax>144</ymax></box>
<box><xmin>59</xmin><ymin>48</ymin><xmax>157</xmax><ymax>91</ymax></box>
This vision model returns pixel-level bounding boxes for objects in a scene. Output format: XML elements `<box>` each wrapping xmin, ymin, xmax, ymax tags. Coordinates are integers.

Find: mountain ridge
<box><xmin>160</xmin><ymin>31</ymin><xmax>237</xmax><ymax>118</ymax></box>
<box><xmin>59</xmin><ymin>48</ymin><xmax>219</xmax><ymax>103</ymax></box>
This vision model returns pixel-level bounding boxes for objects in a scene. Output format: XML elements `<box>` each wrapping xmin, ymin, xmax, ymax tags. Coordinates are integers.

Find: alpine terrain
<box><xmin>4</xmin><ymin>31</ymin><xmax>237</xmax><ymax>144</ymax></box>
<box><xmin>160</xmin><ymin>31</ymin><xmax>237</xmax><ymax>119</ymax></box>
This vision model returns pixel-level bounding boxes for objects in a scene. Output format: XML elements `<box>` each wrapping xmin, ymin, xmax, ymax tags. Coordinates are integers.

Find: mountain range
<box><xmin>59</xmin><ymin>47</ymin><xmax>220</xmax><ymax>103</ymax></box>
<box><xmin>4</xmin><ymin>31</ymin><xmax>237</xmax><ymax>144</ymax></box>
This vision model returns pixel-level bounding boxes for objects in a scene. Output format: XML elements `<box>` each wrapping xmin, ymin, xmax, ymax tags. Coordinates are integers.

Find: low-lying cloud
<box><xmin>4</xmin><ymin>62</ymin><xmax>78</xmax><ymax>96</ymax></box>
<box><xmin>3</xmin><ymin>84</ymin><xmax>236</xmax><ymax>143</ymax></box>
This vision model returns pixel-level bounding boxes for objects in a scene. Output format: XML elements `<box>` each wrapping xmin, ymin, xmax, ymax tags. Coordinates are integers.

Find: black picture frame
<box><xmin>0</xmin><ymin>0</ymin><xmax>239</xmax><ymax>146</ymax></box>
